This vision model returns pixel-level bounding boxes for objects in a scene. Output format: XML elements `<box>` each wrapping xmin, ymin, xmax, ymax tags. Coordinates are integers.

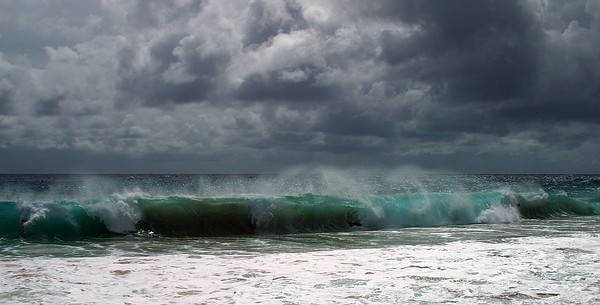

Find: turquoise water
<box><xmin>1</xmin><ymin>173</ymin><xmax>600</xmax><ymax>303</ymax></box>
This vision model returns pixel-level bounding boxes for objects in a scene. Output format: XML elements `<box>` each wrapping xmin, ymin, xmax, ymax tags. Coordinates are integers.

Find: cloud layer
<box><xmin>0</xmin><ymin>0</ymin><xmax>599</xmax><ymax>173</ymax></box>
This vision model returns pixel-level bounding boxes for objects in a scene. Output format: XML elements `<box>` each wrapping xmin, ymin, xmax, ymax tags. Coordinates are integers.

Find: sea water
<box><xmin>1</xmin><ymin>173</ymin><xmax>600</xmax><ymax>304</ymax></box>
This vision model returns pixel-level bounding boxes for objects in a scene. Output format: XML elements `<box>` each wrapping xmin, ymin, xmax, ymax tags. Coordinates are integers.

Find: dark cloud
<box><xmin>116</xmin><ymin>37</ymin><xmax>229</xmax><ymax>107</ymax></box>
<box><xmin>0</xmin><ymin>94</ymin><xmax>12</xmax><ymax>115</ymax></box>
<box><xmin>558</xmin><ymin>1</ymin><xmax>593</xmax><ymax>29</ymax></box>
<box><xmin>243</xmin><ymin>0</ymin><xmax>308</xmax><ymax>47</ymax></box>
<box><xmin>0</xmin><ymin>76</ymin><xmax>14</xmax><ymax>115</ymax></box>
<box><xmin>0</xmin><ymin>0</ymin><xmax>599</xmax><ymax>173</ymax></box>
<box><xmin>365</xmin><ymin>0</ymin><xmax>600</xmax><ymax>140</ymax></box>
<box><xmin>124</xmin><ymin>0</ymin><xmax>205</xmax><ymax>29</ymax></box>
<box><xmin>314</xmin><ymin>110</ymin><xmax>396</xmax><ymax>138</ymax></box>
<box><xmin>379</xmin><ymin>0</ymin><xmax>541</xmax><ymax>103</ymax></box>
<box><xmin>149</xmin><ymin>34</ymin><xmax>186</xmax><ymax>71</ymax></box>
<box><xmin>0</xmin><ymin>0</ymin><xmax>105</xmax><ymax>66</ymax></box>
<box><xmin>236</xmin><ymin>66</ymin><xmax>333</xmax><ymax>103</ymax></box>
<box><xmin>35</xmin><ymin>95</ymin><xmax>65</xmax><ymax>116</ymax></box>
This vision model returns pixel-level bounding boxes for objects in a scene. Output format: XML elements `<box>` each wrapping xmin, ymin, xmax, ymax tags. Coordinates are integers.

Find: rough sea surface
<box><xmin>1</xmin><ymin>173</ymin><xmax>600</xmax><ymax>304</ymax></box>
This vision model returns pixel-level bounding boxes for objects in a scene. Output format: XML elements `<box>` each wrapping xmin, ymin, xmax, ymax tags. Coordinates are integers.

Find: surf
<box><xmin>1</xmin><ymin>173</ymin><xmax>600</xmax><ymax>239</ymax></box>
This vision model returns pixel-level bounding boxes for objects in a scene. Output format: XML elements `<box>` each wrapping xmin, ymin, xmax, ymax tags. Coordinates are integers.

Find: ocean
<box><xmin>1</xmin><ymin>172</ymin><xmax>600</xmax><ymax>304</ymax></box>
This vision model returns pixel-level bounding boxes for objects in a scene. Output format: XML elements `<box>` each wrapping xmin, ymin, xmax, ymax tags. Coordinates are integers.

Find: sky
<box><xmin>0</xmin><ymin>0</ymin><xmax>599</xmax><ymax>174</ymax></box>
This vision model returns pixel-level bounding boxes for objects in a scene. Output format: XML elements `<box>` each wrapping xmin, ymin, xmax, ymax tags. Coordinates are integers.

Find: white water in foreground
<box><xmin>2</xmin><ymin>233</ymin><xmax>600</xmax><ymax>304</ymax></box>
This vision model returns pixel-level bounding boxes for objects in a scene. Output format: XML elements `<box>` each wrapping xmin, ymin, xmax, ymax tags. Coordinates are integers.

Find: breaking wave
<box><xmin>2</xmin><ymin>190</ymin><xmax>598</xmax><ymax>238</ymax></box>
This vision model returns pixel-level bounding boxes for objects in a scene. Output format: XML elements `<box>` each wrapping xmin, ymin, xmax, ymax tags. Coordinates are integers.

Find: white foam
<box><xmin>2</xmin><ymin>233</ymin><xmax>600</xmax><ymax>304</ymax></box>
<box><xmin>21</xmin><ymin>206</ymin><xmax>49</xmax><ymax>228</ymax></box>
<box><xmin>85</xmin><ymin>190</ymin><xmax>145</xmax><ymax>233</ymax></box>
<box><xmin>476</xmin><ymin>204</ymin><xmax>521</xmax><ymax>224</ymax></box>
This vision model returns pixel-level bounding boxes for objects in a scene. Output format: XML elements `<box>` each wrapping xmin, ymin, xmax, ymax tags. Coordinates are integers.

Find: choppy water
<box><xmin>1</xmin><ymin>173</ymin><xmax>600</xmax><ymax>303</ymax></box>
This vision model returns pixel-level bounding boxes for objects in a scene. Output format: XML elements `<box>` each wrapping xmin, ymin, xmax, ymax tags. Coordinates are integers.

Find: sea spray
<box><xmin>85</xmin><ymin>190</ymin><xmax>145</xmax><ymax>233</ymax></box>
<box><xmin>0</xmin><ymin>192</ymin><xmax>526</xmax><ymax>238</ymax></box>
<box><xmin>476</xmin><ymin>204</ymin><xmax>520</xmax><ymax>223</ymax></box>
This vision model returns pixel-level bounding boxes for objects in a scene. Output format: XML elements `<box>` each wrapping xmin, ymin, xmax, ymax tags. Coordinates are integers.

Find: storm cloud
<box><xmin>0</xmin><ymin>0</ymin><xmax>599</xmax><ymax>173</ymax></box>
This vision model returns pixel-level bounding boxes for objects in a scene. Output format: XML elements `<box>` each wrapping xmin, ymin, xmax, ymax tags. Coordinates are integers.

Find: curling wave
<box><xmin>514</xmin><ymin>192</ymin><xmax>600</xmax><ymax>218</ymax></box>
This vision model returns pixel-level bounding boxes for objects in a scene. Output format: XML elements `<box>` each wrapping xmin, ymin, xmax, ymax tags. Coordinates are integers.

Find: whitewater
<box><xmin>1</xmin><ymin>173</ymin><xmax>600</xmax><ymax>304</ymax></box>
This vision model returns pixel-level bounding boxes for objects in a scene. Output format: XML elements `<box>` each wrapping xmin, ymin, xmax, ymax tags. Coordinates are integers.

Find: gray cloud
<box><xmin>35</xmin><ymin>95</ymin><xmax>65</xmax><ymax>116</ymax></box>
<box><xmin>0</xmin><ymin>0</ymin><xmax>599</xmax><ymax>173</ymax></box>
<box><xmin>379</xmin><ymin>0</ymin><xmax>542</xmax><ymax>104</ymax></box>
<box><xmin>314</xmin><ymin>110</ymin><xmax>396</xmax><ymax>138</ymax></box>
<box><xmin>0</xmin><ymin>82</ymin><xmax>14</xmax><ymax>115</ymax></box>
<box><xmin>243</xmin><ymin>0</ymin><xmax>308</xmax><ymax>47</ymax></box>
<box><xmin>235</xmin><ymin>65</ymin><xmax>333</xmax><ymax>103</ymax></box>
<box><xmin>116</xmin><ymin>37</ymin><xmax>229</xmax><ymax>106</ymax></box>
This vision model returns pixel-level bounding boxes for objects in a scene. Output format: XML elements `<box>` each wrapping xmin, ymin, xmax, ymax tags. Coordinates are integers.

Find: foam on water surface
<box><xmin>2</xmin><ymin>231</ymin><xmax>600</xmax><ymax>304</ymax></box>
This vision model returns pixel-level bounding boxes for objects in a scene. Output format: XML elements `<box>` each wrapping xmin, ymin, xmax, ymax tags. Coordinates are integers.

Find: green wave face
<box><xmin>1</xmin><ymin>201</ymin><xmax>114</xmax><ymax>238</ymax></box>
<box><xmin>136</xmin><ymin>195</ymin><xmax>364</xmax><ymax>236</ymax></box>
<box><xmin>516</xmin><ymin>193</ymin><xmax>600</xmax><ymax>218</ymax></box>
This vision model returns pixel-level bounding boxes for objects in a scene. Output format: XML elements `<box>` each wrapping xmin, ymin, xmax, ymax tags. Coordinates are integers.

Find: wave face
<box><xmin>1</xmin><ymin>174</ymin><xmax>599</xmax><ymax>238</ymax></box>
<box><xmin>515</xmin><ymin>193</ymin><xmax>600</xmax><ymax>218</ymax></box>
